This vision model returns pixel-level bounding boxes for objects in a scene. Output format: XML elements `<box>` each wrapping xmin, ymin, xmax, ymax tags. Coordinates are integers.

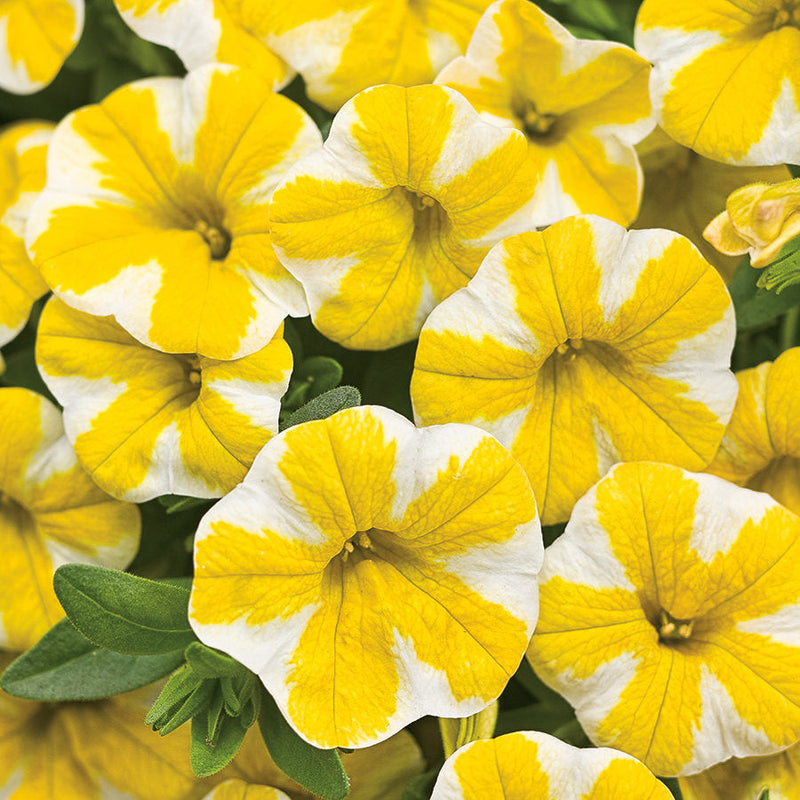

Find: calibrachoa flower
<box><xmin>190</xmin><ymin>405</ymin><xmax>542</xmax><ymax>749</ymax></box>
<box><xmin>635</xmin><ymin>0</ymin><xmax>800</xmax><ymax>165</ymax></box>
<box><xmin>26</xmin><ymin>64</ymin><xmax>322</xmax><ymax>360</ymax></box>
<box><xmin>0</xmin><ymin>387</ymin><xmax>140</xmax><ymax>652</ymax></box>
<box><xmin>0</xmin><ymin>0</ymin><xmax>83</xmax><ymax>94</ymax></box>
<box><xmin>634</xmin><ymin>128</ymin><xmax>790</xmax><ymax>282</ymax></box>
<box><xmin>429</xmin><ymin>731</ymin><xmax>673</xmax><ymax>799</ymax></box>
<box><xmin>252</xmin><ymin>0</ymin><xmax>493</xmax><ymax>112</ymax></box>
<box><xmin>0</xmin><ymin>120</ymin><xmax>53</xmax><ymax>349</ymax></box>
<box><xmin>113</xmin><ymin>0</ymin><xmax>291</xmax><ymax>89</ymax></box>
<box><xmin>527</xmin><ymin>462</ymin><xmax>800</xmax><ymax>777</ymax></box>
<box><xmin>35</xmin><ymin>297</ymin><xmax>292</xmax><ymax>502</ymax></box>
<box><xmin>0</xmin><ymin>661</ymin><xmax>216</xmax><ymax>800</ymax></box>
<box><xmin>705</xmin><ymin>347</ymin><xmax>800</xmax><ymax>515</ymax></box>
<box><xmin>269</xmin><ymin>83</ymin><xmax>537</xmax><ymax>350</ymax></box>
<box><xmin>680</xmin><ymin>742</ymin><xmax>800</xmax><ymax>799</ymax></box>
<box><xmin>436</xmin><ymin>0</ymin><xmax>653</xmax><ymax>227</ymax></box>
<box><xmin>411</xmin><ymin>215</ymin><xmax>737</xmax><ymax>525</ymax></box>
<box><xmin>704</xmin><ymin>178</ymin><xmax>800</xmax><ymax>268</ymax></box>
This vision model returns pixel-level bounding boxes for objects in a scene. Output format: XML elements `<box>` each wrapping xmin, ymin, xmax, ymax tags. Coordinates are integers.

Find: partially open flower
<box><xmin>704</xmin><ymin>178</ymin><xmax>800</xmax><ymax>267</ymax></box>
<box><xmin>269</xmin><ymin>83</ymin><xmax>537</xmax><ymax>350</ymax></box>
<box><xmin>0</xmin><ymin>120</ymin><xmax>53</xmax><ymax>349</ymax></box>
<box><xmin>429</xmin><ymin>731</ymin><xmax>672</xmax><ymax>799</ymax></box>
<box><xmin>527</xmin><ymin>462</ymin><xmax>800</xmax><ymax>776</ymax></box>
<box><xmin>436</xmin><ymin>0</ymin><xmax>653</xmax><ymax>226</ymax></box>
<box><xmin>113</xmin><ymin>0</ymin><xmax>291</xmax><ymax>89</ymax></box>
<box><xmin>0</xmin><ymin>387</ymin><xmax>140</xmax><ymax>652</ymax></box>
<box><xmin>635</xmin><ymin>0</ymin><xmax>800</xmax><ymax>165</ymax></box>
<box><xmin>412</xmin><ymin>215</ymin><xmax>737</xmax><ymax>524</ymax></box>
<box><xmin>26</xmin><ymin>64</ymin><xmax>322</xmax><ymax>360</ymax></box>
<box><xmin>706</xmin><ymin>347</ymin><xmax>800</xmax><ymax>516</ymax></box>
<box><xmin>0</xmin><ymin>0</ymin><xmax>83</xmax><ymax>94</ymax></box>
<box><xmin>36</xmin><ymin>297</ymin><xmax>292</xmax><ymax>502</ymax></box>
<box><xmin>633</xmin><ymin>127</ymin><xmax>790</xmax><ymax>283</ymax></box>
<box><xmin>190</xmin><ymin>405</ymin><xmax>542</xmax><ymax>749</ymax></box>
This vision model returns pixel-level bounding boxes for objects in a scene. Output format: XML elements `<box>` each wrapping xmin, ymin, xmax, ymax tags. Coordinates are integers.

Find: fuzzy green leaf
<box><xmin>282</xmin><ymin>386</ymin><xmax>361</xmax><ymax>430</ymax></box>
<box><xmin>184</xmin><ymin>641</ymin><xmax>243</xmax><ymax>679</ymax></box>
<box><xmin>53</xmin><ymin>564</ymin><xmax>196</xmax><ymax>655</ymax></box>
<box><xmin>259</xmin><ymin>688</ymin><xmax>349</xmax><ymax>800</ymax></box>
<box><xmin>191</xmin><ymin>711</ymin><xmax>248</xmax><ymax>777</ymax></box>
<box><xmin>0</xmin><ymin>618</ymin><xmax>183</xmax><ymax>700</ymax></box>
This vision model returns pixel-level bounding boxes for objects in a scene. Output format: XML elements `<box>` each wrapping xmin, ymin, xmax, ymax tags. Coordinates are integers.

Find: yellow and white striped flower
<box><xmin>633</xmin><ymin>128</ymin><xmax>790</xmax><ymax>283</ymax></box>
<box><xmin>0</xmin><ymin>665</ymin><xmax>215</xmax><ymax>800</ymax></box>
<box><xmin>635</xmin><ymin>0</ymin><xmax>800</xmax><ymax>165</ymax></box>
<box><xmin>527</xmin><ymin>462</ymin><xmax>800</xmax><ymax>777</ymax></box>
<box><xmin>113</xmin><ymin>0</ymin><xmax>291</xmax><ymax>90</ymax></box>
<box><xmin>252</xmin><ymin>0</ymin><xmax>493</xmax><ymax>112</ymax></box>
<box><xmin>0</xmin><ymin>0</ymin><xmax>83</xmax><ymax>94</ymax></box>
<box><xmin>436</xmin><ymin>0</ymin><xmax>653</xmax><ymax>227</ymax></box>
<box><xmin>36</xmin><ymin>297</ymin><xmax>292</xmax><ymax>502</ymax></box>
<box><xmin>706</xmin><ymin>347</ymin><xmax>800</xmax><ymax>516</ymax></box>
<box><xmin>269</xmin><ymin>83</ymin><xmax>537</xmax><ymax>351</ymax></box>
<box><xmin>680</xmin><ymin>742</ymin><xmax>800</xmax><ymax>800</ymax></box>
<box><xmin>429</xmin><ymin>731</ymin><xmax>672</xmax><ymax>799</ymax></box>
<box><xmin>0</xmin><ymin>121</ymin><xmax>53</xmax><ymax>349</ymax></box>
<box><xmin>411</xmin><ymin>215</ymin><xmax>737</xmax><ymax>525</ymax></box>
<box><xmin>0</xmin><ymin>387</ymin><xmax>140</xmax><ymax>652</ymax></box>
<box><xmin>190</xmin><ymin>405</ymin><xmax>542</xmax><ymax>749</ymax></box>
<box><xmin>26</xmin><ymin>65</ymin><xmax>322</xmax><ymax>361</ymax></box>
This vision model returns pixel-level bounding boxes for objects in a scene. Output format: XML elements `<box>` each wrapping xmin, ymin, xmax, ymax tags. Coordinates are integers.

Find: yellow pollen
<box><xmin>657</xmin><ymin>609</ymin><xmax>694</xmax><ymax>642</ymax></box>
<box><xmin>523</xmin><ymin>107</ymin><xmax>557</xmax><ymax>137</ymax></box>
<box><xmin>555</xmin><ymin>338</ymin><xmax>584</xmax><ymax>358</ymax></box>
<box><xmin>194</xmin><ymin>219</ymin><xmax>231</xmax><ymax>260</ymax></box>
<box><xmin>413</xmin><ymin>192</ymin><xmax>436</xmax><ymax>211</ymax></box>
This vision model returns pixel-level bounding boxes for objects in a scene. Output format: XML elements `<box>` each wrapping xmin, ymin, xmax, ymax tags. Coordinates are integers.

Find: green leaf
<box><xmin>191</xmin><ymin>711</ymin><xmax>248</xmax><ymax>777</ymax></box>
<box><xmin>184</xmin><ymin>642</ymin><xmax>243</xmax><ymax>679</ymax></box>
<box><xmin>0</xmin><ymin>618</ymin><xmax>183</xmax><ymax>701</ymax></box>
<box><xmin>53</xmin><ymin>563</ymin><xmax>196</xmax><ymax>655</ymax></box>
<box><xmin>661</xmin><ymin>776</ymin><xmax>684</xmax><ymax>800</ymax></box>
<box><xmin>259</xmin><ymin>688</ymin><xmax>349</xmax><ymax>800</ymax></box>
<box><xmin>282</xmin><ymin>386</ymin><xmax>361</xmax><ymax>430</ymax></box>
<box><xmin>729</xmin><ymin>255</ymin><xmax>800</xmax><ymax>330</ymax></box>
<box><xmin>401</xmin><ymin>767</ymin><xmax>440</xmax><ymax>800</ymax></box>
<box><xmin>788</xmin><ymin>164</ymin><xmax>800</xmax><ymax>179</ymax></box>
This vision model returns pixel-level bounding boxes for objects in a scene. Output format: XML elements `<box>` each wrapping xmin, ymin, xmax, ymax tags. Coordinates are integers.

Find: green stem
<box><xmin>780</xmin><ymin>306</ymin><xmax>800</xmax><ymax>352</ymax></box>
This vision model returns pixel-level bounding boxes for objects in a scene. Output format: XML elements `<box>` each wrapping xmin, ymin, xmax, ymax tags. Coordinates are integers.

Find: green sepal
<box><xmin>0</xmin><ymin>618</ymin><xmax>183</xmax><ymax>701</ymax></box>
<box><xmin>282</xmin><ymin>386</ymin><xmax>361</xmax><ymax>431</ymax></box>
<box><xmin>220</xmin><ymin>676</ymin><xmax>242</xmax><ymax>716</ymax></box>
<box><xmin>184</xmin><ymin>641</ymin><xmax>243</xmax><ymax>678</ymax></box>
<box><xmin>191</xmin><ymin>711</ymin><xmax>248</xmax><ymax>777</ymax></box>
<box><xmin>206</xmin><ymin>685</ymin><xmax>226</xmax><ymax>743</ymax></box>
<box><xmin>53</xmin><ymin>563</ymin><xmax>196</xmax><ymax>655</ymax></box>
<box><xmin>145</xmin><ymin>663</ymin><xmax>201</xmax><ymax>727</ymax></box>
<box><xmin>756</xmin><ymin>237</ymin><xmax>800</xmax><ymax>294</ymax></box>
<box><xmin>159</xmin><ymin>678</ymin><xmax>216</xmax><ymax>736</ymax></box>
<box><xmin>258</xmin><ymin>687</ymin><xmax>349</xmax><ymax>800</ymax></box>
<box><xmin>239</xmin><ymin>683</ymin><xmax>261</xmax><ymax>729</ymax></box>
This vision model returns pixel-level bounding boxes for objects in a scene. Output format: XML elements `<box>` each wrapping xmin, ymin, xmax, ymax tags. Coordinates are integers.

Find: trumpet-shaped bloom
<box><xmin>429</xmin><ymin>731</ymin><xmax>672</xmax><ymax>799</ymax></box>
<box><xmin>411</xmin><ymin>215</ymin><xmax>737</xmax><ymax>525</ymax></box>
<box><xmin>633</xmin><ymin>128</ymin><xmax>790</xmax><ymax>282</ymax></box>
<box><xmin>0</xmin><ymin>0</ymin><xmax>83</xmax><ymax>94</ymax></box>
<box><xmin>635</xmin><ymin>0</ymin><xmax>800</xmax><ymax>165</ymax></box>
<box><xmin>113</xmin><ymin>0</ymin><xmax>291</xmax><ymax>89</ymax></box>
<box><xmin>527</xmin><ymin>462</ymin><xmax>800</xmax><ymax>777</ymax></box>
<box><xmin>190</xmin><ymin>405</ymin><xmax>542</xmax><ymax>749</ymax></box>
<box><xmin>0</xmin><ymin>120</ymin><xmax>53</xmax><ymax>349</ymax></box>
<box><xmin>35</xmin><ymin>297</ymin><xmax>292</xmax><ymax>502</ymax></box>
<box><xmin>269</xmin><ymin>83</ymin><xmax>537</xmax><ymax>350</ymax></box>
<box><xmin>706</xmin><ymin>347</ymin><xmax>800</xmax><ymax>515</ymax></box>
<box><xmin>0</xmin><ymin>387</ymin><xmax>140</xmax><ymax>652</ymax></box>
<box><xmin>436</xmin><ymin>0</ymin><xmax>653</xmax><ymax>227</ymax></box>
<box><xmin>0</xmin><ymin>663</ymin><xmax>217</xmax><ymax>800</ymax></box>
<box><xmin>680</xmin><ymin>742</ymin><xmax>800</xmax><ymax>800</ymax></box>
<box><xmin>26</xmin><ymin>64</ymin><xmax>322</xmax><ymax>360</ymax></box>
<box><xmin>704</xmin><ymin>178</ymin><xmax>800</xmax><ymax>268</ymax></box>
<box><xmin>247</xmin><ymin>0</ymin><xmax>493</xmax><ymax>112</ymax></box>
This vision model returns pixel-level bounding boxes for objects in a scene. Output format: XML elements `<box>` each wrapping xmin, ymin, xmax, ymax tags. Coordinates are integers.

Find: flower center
<box><xmin>0</xmin><ymin>489</ymin><xmax>34</xmax><ymax>532</ymax></box>
<box><xmin>766</xmin><ymin>1</ymin><xmax>800</xmax><ymax>28</ymax></box>
<box><xmin>175</xmin><ymin>354</ymin><xmax>203</xmax><ymax>391</ymax></box>
<box><xmin>194</xmin><ymin>219</ymin><xmax>231</xmax><ymax>260</ymax></box>
<box><xmin>555</xmin><ymin>338</ymin><xmax>584</xmax><ymax>360</ymax></box>
<box><xmin>657</xmin><ymin>609</ymin><xmax>694</xmax><ymax>643</ymax></box>
<box><xmin>341</xmin><ymin>529</ymin><xmax>375</xmax><ymax>563</ymax></box>
<box><xmin>514</xmin><ymin>99</ymin><xmax>559</xmax><ymax>140</ymax></box>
